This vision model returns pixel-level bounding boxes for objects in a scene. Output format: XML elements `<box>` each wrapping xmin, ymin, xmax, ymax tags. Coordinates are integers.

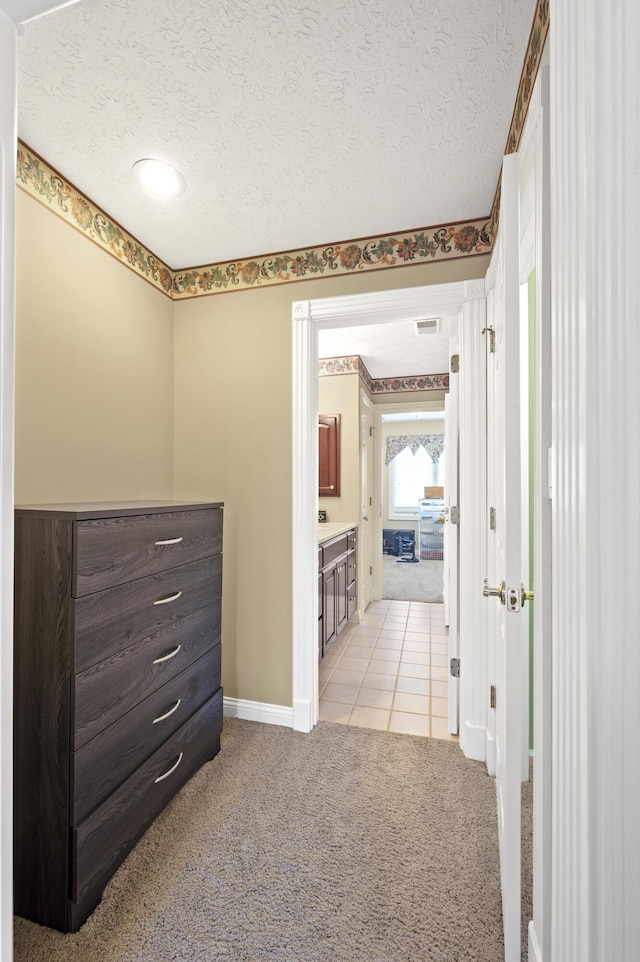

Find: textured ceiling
<box><xmin>318</xmin><ymin>319</ymin><xmax>452</xmax><ymax>378</ymax></box>
<box><xmin>17</xmin><ymin>0</ymin><xmax>536</xmax><ymax>269</ymax></box>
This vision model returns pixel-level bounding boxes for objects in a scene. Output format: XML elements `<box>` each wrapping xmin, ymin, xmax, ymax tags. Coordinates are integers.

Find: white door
<box><xmin>444</xmin><ymin>339</ymin><xmax>459</xmax><ymax>733</ymax></box>
<box><xmin>484</xmin><ymin>153</ymin><xmax>528</xmax><ymax>962</ymax></box>
<box><xmin>359</xmin><ymin>391</ymin><xmax>374</xmax><ymax>614</ymax></box>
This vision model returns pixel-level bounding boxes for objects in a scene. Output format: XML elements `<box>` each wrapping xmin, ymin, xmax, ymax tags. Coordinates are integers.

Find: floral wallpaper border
<box><xmin>488</xmin><ymin>0</ymin><xmax>550</xmax><ymax>237</ymax></box>
<box><xmin>15</xmin><ymin>1</ymin><xmax>547</xmax><ymax>301</ymax></box>
<box><xmin>319</xmin><ymin>355</ymin><xmax>449</xmax><ymax>396</ymax></box>
<box><xmin>16</xmin><ymin>143</ymin><xmax>174</xmax><ymax>297</ymax></box>
<box><xmin>16</xmin><ymin>142</ymin><xmax>490</xmax><ymax>301</ymax></box>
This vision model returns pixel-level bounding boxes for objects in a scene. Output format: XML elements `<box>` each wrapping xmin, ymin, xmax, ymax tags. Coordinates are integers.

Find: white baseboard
<box><xmin>223</xmin><ymin>697</ymin><xmax>293</xmax><ymax>728</ymax></box>
<box><xmin>528</xmin><ymin>919</ymin><xmax>543</xmax><ymax>962</ymax></box>
<box><xmin>485</xmin><ymin>730</ymin><xmax>496</xmax><ymax>776</ymax></box>
<box><xmin>460</xmin><ymin>720</ymin><xmax>487</xmax><ymax>763</ymax></box>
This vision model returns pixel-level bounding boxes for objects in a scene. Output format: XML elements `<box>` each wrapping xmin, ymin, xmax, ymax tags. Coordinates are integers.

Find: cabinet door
<box><xmin>318</xmin><ymin>415</ymin><xmax>340</xmax><ymax>497</ymax></box>
<box><xmin>322</xmin><ymin>564</ymin><xmax>337</xmax><ymax>651</ymax></box>
<box><xmin>336</xmin><ymin>558</ymin><xmax>347</xmax><ymax>632</ymax></box>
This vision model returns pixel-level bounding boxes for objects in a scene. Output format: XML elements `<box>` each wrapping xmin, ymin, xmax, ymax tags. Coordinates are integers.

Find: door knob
<box><xmin>363</xmin><ymin>515</ymin><xmax>369</xmax><ymax>521</ymax></box>
<box><xmin>483</xmin><ymin>578</ymin><xmax>506</xmax><ymax>605</ymax></box>
<box><xmin>521</xmin><ymin>586</ymin><xmax>534</xmax><ymax>606</ymax></box>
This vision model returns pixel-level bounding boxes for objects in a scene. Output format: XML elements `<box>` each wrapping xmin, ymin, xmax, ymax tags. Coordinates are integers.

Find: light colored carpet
<box><xmin>382</xmin><ymin>554</ymin><xmax>444</xmax><ymax>603</ymax></box>
<box><xmin>15</xmin><ymin>718</ymin><xmax>508</xmax><ymax>962</ymax></box>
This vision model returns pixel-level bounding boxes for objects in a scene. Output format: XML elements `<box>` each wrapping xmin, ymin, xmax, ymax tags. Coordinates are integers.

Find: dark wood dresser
<box><xmin>13</xmin><ymin>500</ymin><xmax>224</xmax><ymax>932</ymax></box>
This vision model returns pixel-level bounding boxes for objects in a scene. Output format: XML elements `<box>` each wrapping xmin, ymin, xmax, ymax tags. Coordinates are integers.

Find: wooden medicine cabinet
<box><xmin>318</xmin><ymin>414</ymin><xmax>340</xmax><ymax>497</ymax></box>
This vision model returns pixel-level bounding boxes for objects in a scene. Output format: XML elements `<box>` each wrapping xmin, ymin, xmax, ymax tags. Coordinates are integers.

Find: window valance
<box><xmin>385</xmin><ymin>434</ymin><xmax>445</xmax><ymax>465</ymax></box>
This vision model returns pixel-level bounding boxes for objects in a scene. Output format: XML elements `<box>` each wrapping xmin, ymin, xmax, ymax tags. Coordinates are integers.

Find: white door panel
<box><xmin>485</xmin><ymin>152</ymin><xmax>528</xmax><ymax>962</ymax></box>
<box><xmin>445</xmin><ymin>342</ymin><xmax>460</xmax><ymax>733</ymax></box>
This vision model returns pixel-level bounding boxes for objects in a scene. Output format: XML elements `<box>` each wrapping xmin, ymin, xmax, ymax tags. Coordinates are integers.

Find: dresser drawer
<box><xmin>72</xmin><ymin>690</ymin><xmax>223</xmax><ymax>908</ymax></box>
<box><xmin>73</xmin><ymin>602</ymin><xmax>220</xmax><ymax>750</ymax></box>
<box><xmin>71</xmin><ymin>648</ymin><xmax>220</xmax><ymax>825</ymax></box>
<box><xmin>74</xmin><ymin>507</ymin><xmax>222</xmax><ymax>596</ymax></box>
<box><xmin>73</xmin><ymin>553</ymin><xmax>221</xmax><ymax>673</ymax></box>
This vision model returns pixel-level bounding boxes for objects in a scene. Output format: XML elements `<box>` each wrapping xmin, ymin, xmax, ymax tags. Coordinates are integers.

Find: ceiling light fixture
<box><xmin>132</xmin><ymin>158</ymin><xmax>186</xmax><ymax>199</ymax></box>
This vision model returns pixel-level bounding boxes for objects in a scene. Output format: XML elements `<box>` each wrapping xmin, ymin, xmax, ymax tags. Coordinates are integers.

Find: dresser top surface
<box><xmin>15</xmin><ymin>500</ymin><xmax>223</xmax><ymax>520</ymax></box>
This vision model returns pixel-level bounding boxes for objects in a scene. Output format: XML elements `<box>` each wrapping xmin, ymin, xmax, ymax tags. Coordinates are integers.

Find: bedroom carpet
<box><xmin>382</xmin><ymin>554</ymin><xmax>444</xmax><ymax>603</ymax></box>
<box><xmin>15</xmin><ymin>718</ymin><xmax>520</xmax><ymax>962</ymax></box>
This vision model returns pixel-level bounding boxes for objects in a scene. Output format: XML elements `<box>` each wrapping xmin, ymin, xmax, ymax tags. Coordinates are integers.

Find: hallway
<box><xmin>319</xmin><ymin>599</ymin><xmax>457</xmax><ymax>740</ymax></box>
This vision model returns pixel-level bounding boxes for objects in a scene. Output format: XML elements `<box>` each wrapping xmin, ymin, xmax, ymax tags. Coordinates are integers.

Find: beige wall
<box><xmin>15</xmin><ymin>192</ymin><xmax>175</xmax><ymax>502</ymax></box>
<box><xmin>318</xmin><ymin>373</ymin><xmax>360</xmax><ymax>525</ymax></box>
<box><xmin>15</xmin><ymin>190</ymin><xmax>489</xmax><ymax>708</ymax></box>
<box><xmin>173</xmin><ymin>259</ymin><xmax>489</xmax><ymax>708</ymax></box>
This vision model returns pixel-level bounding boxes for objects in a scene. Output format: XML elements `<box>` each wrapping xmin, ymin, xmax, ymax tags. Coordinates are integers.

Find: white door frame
<box><xmin>0</xmin><ymin>3</ymin><xmax>83</xmax><ymax>957</ymax></box>
<box><xmin>291</xmin><ymin>280</ymin><xmax>484</xmax><ymax>735</ymax></box>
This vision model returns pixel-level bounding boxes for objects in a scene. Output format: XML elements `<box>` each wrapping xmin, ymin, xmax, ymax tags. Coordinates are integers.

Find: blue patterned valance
<box><xmin>385</xmin><ymin>434</ymin><xmax>445</xmax><ymax>465</ymax></box>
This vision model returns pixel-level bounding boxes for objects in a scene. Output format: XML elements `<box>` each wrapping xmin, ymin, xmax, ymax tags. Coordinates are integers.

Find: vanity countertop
<box><xmin>318</xmin><ymin>522</ymin><xmax>357</xmax><ymax>543</ymax></box>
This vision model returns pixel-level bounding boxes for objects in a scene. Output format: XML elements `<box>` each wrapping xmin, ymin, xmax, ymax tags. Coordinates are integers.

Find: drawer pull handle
<box><xmin>154</xmin><ymin>752</ymin><xmax>184</xmax><ymax>783</ymax></box>
<box><xmin>155</xmin><ymin>536</ymin><xmax>184</xmax><ymax>546</ymax></box>
<box><xmin>153</xmin><ymin>698</ymin><xmax>181</xmax><ymax>724</ymax></box>
<box><xmin>153</xmin><ymin>644</ymin><xmax>182</xmax><ymax>665</ymax></box>
<box><xmin>153</xmin><ymin>590</ymin><xmax>182</xmax><ymax>606</ymax></box>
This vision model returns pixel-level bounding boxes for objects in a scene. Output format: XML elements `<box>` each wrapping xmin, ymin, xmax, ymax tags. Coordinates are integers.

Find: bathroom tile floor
<box><xmin>319</xmin><ymin>599</ymin><xmax>458</xmax><ymax>741</ymax></box>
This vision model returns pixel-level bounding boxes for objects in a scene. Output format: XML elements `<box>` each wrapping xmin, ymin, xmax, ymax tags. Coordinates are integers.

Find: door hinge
<box><xmin>369</xmin><ymin>496</ymin><xmax>372</xmax><ymax>506</ymax></box>
<box><xmin>489</xmin><ymin>506</ymin><xmax>496</xmax><ymax>530</ymax></box>
<box><xmin>369</xmin><ymin>565</ymin><xmax>373</xmax><ymax>576</ymax></box>
<box><xmin>450</xmin><ymin>505</ymin><xmax>459</xmax><ymax>525</ymax></box>
<box><xmin>490</xmin><ymin>685</ymin><xmax>496</xmax><ymax>709</ymax></box>
<box><xmin>369</xmin><ymin>426</ymin><xmax>373</xmax><ymax>436</ymax></box>
<box><xmin>482</xmin><ymin>325</ymin><xmax>496</xmax><ymax>353</ymax></box>
<box><xmin>450</xmin><ymin>657</ymin><xmax>460</xmax><ymax>678</ymax></box>
<box><xmin>451</xmin><ymin>353</ymin><xmax>459</xmax><ymax>373</ymax></box>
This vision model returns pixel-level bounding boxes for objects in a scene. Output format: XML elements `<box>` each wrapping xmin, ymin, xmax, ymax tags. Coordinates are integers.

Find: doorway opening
<box><xmin>291</xmin><ymin>281</ymin><xmax>478</xmax><ymax>735</ymax></box>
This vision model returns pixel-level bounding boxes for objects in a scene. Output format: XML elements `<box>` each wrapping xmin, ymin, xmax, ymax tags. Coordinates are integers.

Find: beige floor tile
<box><xmin>361</xmin><ymin>671</ymin><xmax>397</xmax><ymax>691</ymax></box>
<box><xmin>377</xmin><ymin>628</ymin><xmax>405</xmax><ymax>640</ymax></box>
<box><xmin>397</xmin><ymin>662</ymin><xmax>430</xmax><ymax>679</ymax></box>
<box><xmin>375</xmin><ymin>636</ymin><xmax>404</xmax><ymax>650</ymax></box>
<box><xmin>404</xmin><ymin>631</ymin><xmax>430</xmax><ymax>643</ymax></box>
<box><xmin>402</xmin><ymin>640</ymin><xmax>429</xmax><ymax>653</ymax></box>
<box><xmin>431</xmin><ymin>696</ymin><xmax>449</xmax><ymax>717</ymax></box>
<box><xmin>352</xmin><ymin>626</ymin><xmax>381</xmax><ymax>638</ymax></box>
<box><xmin>330</xmin><ymin>667</ymin><xmax>366</xmax><ymax>687</ymax></box>
<box><xmin>389</xmin><ymin>711</ymin><xmax>430</xmax><ymax>737</ymax></box>
<box><xmin>372</xmin><ymin>648</ymin><xmax>401</xmax><ymax>663</ymax></box>
<box><xmin>319</xmin><ymin>666</ymin><xmax>334</xmax><ymax>690</ymax></box>
<box><xmin>430</xmin><ymin>642</ymin><xmax>450</xmax><ymax>655</ymax></box>
<box><xmin>395</xmin><ymin>676</ymin><xmax>429</xmax><ymax>696</ymax></box>
<box><xmin>344</xmin><ymin>643</ymin><xmax>376</xmax><ymax>658</ymax></box>
<box><xmin>401</xmin><ymin>650</ymin><xmax>430</xmax><ymax>666</ymax></box>
<box><xmin>430</xmin><ymin>680</ymin><xmax>449</xmax><ymax>698</ymax></box>
<box><xmin>430</xmin><ymin>717</ymin><xmax>458</xmax><ymax>741</ymax></box>
<box><xmin>430</xmin><ymin>666</ymin><xmax>449</xmax><ymax>681</ymax></box>
<box><xmin>430</xmin><ymin>623</ymin><xmax>449</xmax><ymax>635</ymax></box>
<box><xmin>393</xmin><ymin>691</ymin><xmax>429</xmax><ymax>715</ymax></box>
<box><xmin>356</xmin><ymin>687</ymin><xmax>394</xmax><ymax>710</ymax></box>
<box><xmin>338</xmin><ymin>655</ymin><xmax>371</xmax><ymax>672</ymax></box>
<box><xmin>321</xmin><ymin>682</ymin><xmax>359</xmax><ymax>705</ymax></box>
<box><xmin>430</xmin><ymin>653</ymin><xmax>449</xmax><ymax>667</ymax></box>
<box><xmin>348</xmin><ymin>705</ymin><xmax>390</xmax><ymax>731</ymax></box>
<box><xmin>368</xmin><ymin>658</ymin><xmax>400</xmax><ymax>675</ymax></box>
<box><xmin>318</xmin><ymin>701</ymin><xmax>352</xmax><ymax>723</ymax></box>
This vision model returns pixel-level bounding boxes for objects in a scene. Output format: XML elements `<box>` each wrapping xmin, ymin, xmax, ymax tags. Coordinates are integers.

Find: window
<box><xmin>389</xmin><ymin>445</ymin><xmax>444</xmax><ymax>518</ymax></box>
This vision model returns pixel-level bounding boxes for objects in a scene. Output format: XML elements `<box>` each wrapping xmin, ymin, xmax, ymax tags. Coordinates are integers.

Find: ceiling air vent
<box><xmin>415</xmin><ymin>318</ymin><xmax>440</xmax><ymax>334</ymax></box>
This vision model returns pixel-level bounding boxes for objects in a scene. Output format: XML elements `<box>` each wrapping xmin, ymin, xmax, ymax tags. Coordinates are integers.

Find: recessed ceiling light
<box><xmin>132</xmin><ymin>158</ymin><xmax>186</xmax><ymax>199</ymax></box>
